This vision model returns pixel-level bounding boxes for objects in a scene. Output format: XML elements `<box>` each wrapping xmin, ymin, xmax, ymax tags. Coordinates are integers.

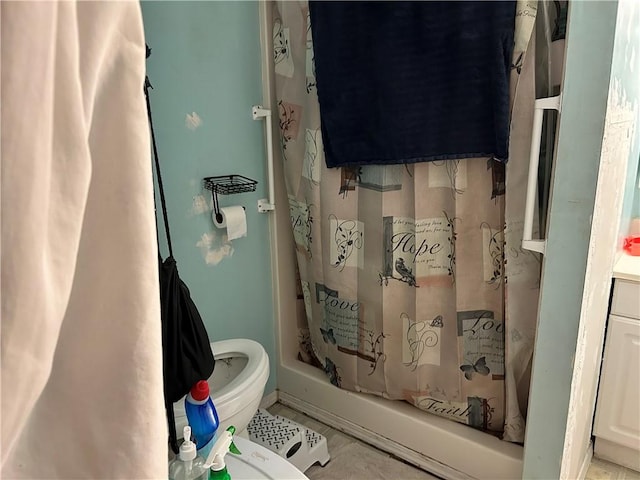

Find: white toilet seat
<box><xmin>209</xmin><ymin>339</ymin><xmax>269</xmax><ymax>419</ymax></box>
<box><xmin>227</xmin><ymin>436</ymin><xmax>310</xmax><ymax>480</ymax></box>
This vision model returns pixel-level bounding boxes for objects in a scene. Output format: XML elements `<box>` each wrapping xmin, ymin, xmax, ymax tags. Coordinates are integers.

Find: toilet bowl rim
<box><xmin>209</xmin><ymin>338</ymin><xmax>269</xmax><ymax>405</ymax></box>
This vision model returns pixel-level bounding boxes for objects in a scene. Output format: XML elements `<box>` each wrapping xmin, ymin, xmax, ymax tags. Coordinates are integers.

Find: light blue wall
<box><xmin>522</xmin><ymin>2</ymin><xmax>619</xmax><ymax>478</ymax></box>
<box><xmin>141</xmin><ymin>2</ymin><xmax>276</xmax><ymax>395</ymax></box>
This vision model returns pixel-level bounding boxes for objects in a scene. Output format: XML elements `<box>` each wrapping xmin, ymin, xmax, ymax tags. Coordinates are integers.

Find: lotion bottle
<box><xmin>169</xmin><ymin>426</ymin><xmax>208</xmax><ymax>480</ymax></box>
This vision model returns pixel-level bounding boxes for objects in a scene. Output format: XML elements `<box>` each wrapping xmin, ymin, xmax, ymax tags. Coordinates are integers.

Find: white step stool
<box><xmin>247</xmin><ymin>409</ymin><xmax>330</xmax><ymax>473</ymax></box>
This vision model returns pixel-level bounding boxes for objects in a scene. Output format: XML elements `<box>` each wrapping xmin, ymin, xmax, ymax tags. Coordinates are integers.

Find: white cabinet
<box><xmin>594</xmin><ymin>274</ymin><xmax>640</xmax><ymax>472</ymax></box>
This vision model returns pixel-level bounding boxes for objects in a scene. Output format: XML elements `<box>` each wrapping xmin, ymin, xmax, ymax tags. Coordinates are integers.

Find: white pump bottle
<box><xmin>169</xmin><ymin>426</ymin><xmax>208</xmax><ymax>480</ymax></box>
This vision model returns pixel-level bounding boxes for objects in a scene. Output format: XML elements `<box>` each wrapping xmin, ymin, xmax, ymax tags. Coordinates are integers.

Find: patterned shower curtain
<box><xmin>274</xmin><ymin>1</ymin><xmax>540</xmax><ymax>442</ymax></box>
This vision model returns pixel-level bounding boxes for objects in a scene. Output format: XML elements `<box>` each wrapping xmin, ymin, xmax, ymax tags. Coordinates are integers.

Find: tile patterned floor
<box><xmin>268</xmin><ymin>402</ymin><xmax>639</xmax><ymax>480</ymax></box>
<box><xmin>586</xmin><ymin>458</ymin><xmax>640</xmax><ymax>480</ymax></box>
<box><xmin>267</xmin><ymin>403</ymin><xmax>441</xmax><ymax>480</ymax></box>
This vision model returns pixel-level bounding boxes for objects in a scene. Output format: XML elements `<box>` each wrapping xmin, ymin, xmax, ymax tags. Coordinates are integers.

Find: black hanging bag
<box><xmin>144</xmin><ymin>72</ymin><xmax>215</xmax><ymax>454</ymax></box>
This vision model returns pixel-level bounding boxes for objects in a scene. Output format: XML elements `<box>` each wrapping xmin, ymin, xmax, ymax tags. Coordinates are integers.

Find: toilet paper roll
<box><xmin>213</xmin><ymin>206</ymin><xmax>247</xmax><ymax>241</ymax></box>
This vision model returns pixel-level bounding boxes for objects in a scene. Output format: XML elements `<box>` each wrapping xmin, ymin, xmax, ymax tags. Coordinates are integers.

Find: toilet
<box><xmin>172</xmin><ymin>338</ymin><xmax>310</xmax><ymax>479</ymax></box>
<box><xmin>173</xmin><ymin>338</ymin><xmax>270</xmax><ymax>435</ymax></box>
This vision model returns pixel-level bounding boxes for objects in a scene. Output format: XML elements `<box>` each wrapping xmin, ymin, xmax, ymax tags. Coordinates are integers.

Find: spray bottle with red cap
<box><xmin>185</xmin><ymin>380</ymin><xmax>220</xmax><ymax>460</ymax></box>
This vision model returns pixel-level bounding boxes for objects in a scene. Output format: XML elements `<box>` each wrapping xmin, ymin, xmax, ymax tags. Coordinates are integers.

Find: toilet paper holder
<box><xmin>203</xmin><ymin>175</ymin><xmax>257</xmax><ymax>224</ymax></box>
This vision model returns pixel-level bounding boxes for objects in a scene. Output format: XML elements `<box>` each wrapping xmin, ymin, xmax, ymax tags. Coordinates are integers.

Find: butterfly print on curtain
<box><xmin>324</xmin><ymin>357</ymin><xmax>342</xmax><ymax>387</ymax></box>
<box><xmin>460</xmin><ymin>357</ymin><xmax>491</xmax><ymax>380</ymax></box>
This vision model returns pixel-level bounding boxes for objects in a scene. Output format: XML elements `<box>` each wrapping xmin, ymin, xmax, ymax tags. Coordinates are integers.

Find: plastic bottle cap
<box><xmin>179</xmin><ymin>426</ymin><xmax>197</xmax><ymax>462</ymax></box>
<box><xmin>190</xmin><ymin>380</ymin><xmax>210</xmax><ymax>401</ymax></box>
<box><xmin>204</xmin><ymin>426</ymin><xmax>240</xmax><ymax>471</ymax></box>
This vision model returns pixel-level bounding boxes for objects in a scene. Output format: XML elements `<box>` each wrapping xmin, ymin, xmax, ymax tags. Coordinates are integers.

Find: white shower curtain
<box><xmin>1</xmin><ymin>2</ymin><xmax>167</xmax><ymax>477</ymax></box>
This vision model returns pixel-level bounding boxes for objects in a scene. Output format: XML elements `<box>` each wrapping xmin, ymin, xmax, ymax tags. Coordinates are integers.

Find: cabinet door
<box><xmin>594</xmin><ymin>315</ymin><xmax>640</xmax><ymax>450</ymax></box>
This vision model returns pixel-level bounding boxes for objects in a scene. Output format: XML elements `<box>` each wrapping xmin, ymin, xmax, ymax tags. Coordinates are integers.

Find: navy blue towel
<box><xmin>308</xmin><ymin>1</ymin><xmax>516</xmax><ymax>167</ymax></box>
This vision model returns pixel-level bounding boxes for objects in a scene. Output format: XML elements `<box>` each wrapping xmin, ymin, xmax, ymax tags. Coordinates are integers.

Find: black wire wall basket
<box><xmin>203</xmin><ymin>175</ymin><xmax>258</xmax><ymax>223</ymax></box>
